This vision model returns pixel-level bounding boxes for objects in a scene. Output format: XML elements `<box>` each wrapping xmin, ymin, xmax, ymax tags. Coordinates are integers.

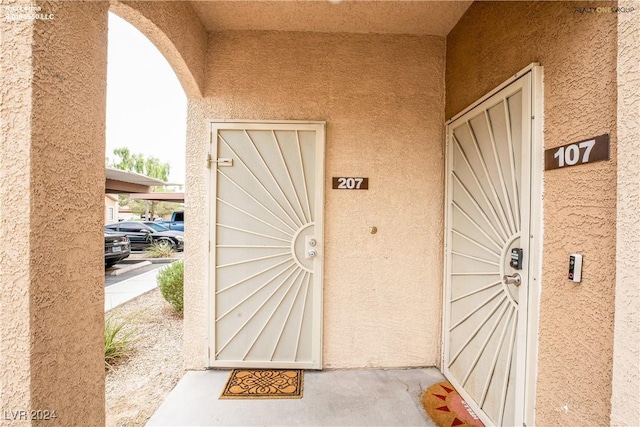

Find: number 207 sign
<box><xmin>332</xmin><ymin>177</ymin><xmax>369</xmax><ymax>190</ymax></box>
<box><xmin>545</xmin><ymin>134</ymin><xmax>609</xmax><ymax>171</ymax></box>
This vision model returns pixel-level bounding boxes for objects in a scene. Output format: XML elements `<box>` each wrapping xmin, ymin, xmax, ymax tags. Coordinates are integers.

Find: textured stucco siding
<box><xmin>1</xmin><ymin>1</ymin><xmax>109</xmax><ymax>425</ymax></box>
<box><xmin>447</xmin><ymin>2</ymin><xmax>618</xmax><ymax>425</ymax></box>
<box><xmin>112</xmin><ymin>0</ymin><xmax>208</xmax><ymax>97</ymax></box>
<box><xmin>185</xmin><ymin>31</ymin><xmax>446</xmax><ymax>369</ymax></box>
<box><xmin>0</xmin><ymin>3</ymin><xmax>36</xmax><ymax>419</ymax></box>
<box><xmin>611</xmin><ymin>1</ymin><xmax>640</xmax><ymax>425</ymax></box>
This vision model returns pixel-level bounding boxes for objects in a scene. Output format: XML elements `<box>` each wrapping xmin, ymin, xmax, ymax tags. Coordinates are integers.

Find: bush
<box><xmin>144</xmin><ymin>243</ymin><xmax>175</xmax><ymax>258</ymax></box>
<box><xmin>104</xmin><ymin>314</ymin><xmax>136</xmax><ymax>369</ymax></box>
<box><xmin>157</xmin><ymin>261</ymin><xmax>184</xmax><ymax>315</ymax></box>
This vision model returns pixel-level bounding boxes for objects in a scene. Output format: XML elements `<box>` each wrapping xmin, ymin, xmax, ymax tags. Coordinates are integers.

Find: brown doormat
<box><xmin>422</xmin><ymin>381</ymin><xmax>484</xmax><ymax>427</ymax></box>
<box><xmin>220</xmin><ymin>369</ymin><xmax>303</xmax><ymax>399</ymax></box>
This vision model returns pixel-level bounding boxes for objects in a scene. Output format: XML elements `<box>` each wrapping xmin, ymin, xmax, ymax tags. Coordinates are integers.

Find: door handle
<box><xmin>503</xmin><ymin>273</ymin><xmax>522</xmax><ymax>286</ymax></box>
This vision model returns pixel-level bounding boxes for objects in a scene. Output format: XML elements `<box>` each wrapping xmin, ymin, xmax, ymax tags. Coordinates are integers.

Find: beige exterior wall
<box><xmin>0</xmin><ymin>1</ymin><xmax>109</xmax><ymax>425</ymax></box>
<box><xmin>611</xmin><ymin>1</ymin><xmax>640</xmax><ymax>424</ymax></box>
<box><xmin>185</xmin><ymin>31</ymin><xmax>446</xmax><ymax>369</ymax></box>
<box><xmin>447</xmin><ymin>2</ymin><xmax>618</xmax><ymax>425</ymax></box>
<box><xmin>105</xmin><ymin>195</ymin><xmax>119</xmax><ymax>224</ymax></box>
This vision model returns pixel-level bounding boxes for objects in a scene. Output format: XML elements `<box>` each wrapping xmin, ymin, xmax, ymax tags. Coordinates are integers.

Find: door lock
<box><xmin>510</xmin><ymin>248</ymin><xmax>523</xmax><ymax>270</ymax></box>
<box><xmin>503</xmin><ymin>273</ymin><xmax>522</xmax><ymax>286</ymax></box>
<box><xmin>304</xmin><ymin>236</ymin><xmax>319</xmax><ymax>260</ymax></box>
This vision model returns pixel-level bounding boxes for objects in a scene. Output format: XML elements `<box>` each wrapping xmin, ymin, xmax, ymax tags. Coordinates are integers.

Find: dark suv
<box><xmin>104</xmin><ymin>232</ymin><xmax>130</xmax><ymax>267</ymax></box>
<box><xmin>105</xmin><ymin>221</ymin><xmax>184</xmax><ymax>251</ymax></box>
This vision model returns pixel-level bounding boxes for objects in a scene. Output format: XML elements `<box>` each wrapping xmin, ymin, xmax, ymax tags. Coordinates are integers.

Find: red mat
<box><xmin>422</xmin><ymin>381</ymin><xmax>484</xmax><ymax>427</ymax></box>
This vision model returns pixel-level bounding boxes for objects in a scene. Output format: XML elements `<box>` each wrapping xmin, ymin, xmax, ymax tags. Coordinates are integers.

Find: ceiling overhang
<box><xmin>190</xmin><ymin>1</ymin><xmax>473</xmax><ymax>37</ymax></box>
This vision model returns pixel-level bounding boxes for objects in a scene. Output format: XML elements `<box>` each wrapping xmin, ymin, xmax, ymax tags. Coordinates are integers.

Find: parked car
<box><xmin>104</xmin><ymin>221</ymin><xmax>184</xmax><ymax>251</ymax></box>
<box><xmin>141</xmin><ymin>221</ymin><xmax>172</xmax><ymax>232</ymax></box>
<box><xmin>156</xmin><ymin>211</ymin><xmax>184</xmax><ymax>231</ymax></box>
<box><xmin>104</xmin><ymin>232</ymin><xmax>130</xmax><ymax>267</ymax></box>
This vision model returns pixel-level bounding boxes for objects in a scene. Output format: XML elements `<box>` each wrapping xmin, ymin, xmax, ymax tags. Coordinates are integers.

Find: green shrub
<box><xmin>104</xmin><ymin>314</ymin><xmax>136</xmax><ymax>369</ymax></box>
<box><xmin>145</xmin><ymin>243</ymin><xmax>175</xmax><ymax>258</ymax></box>
<box><xmin>157</xmin><ymin>261</ymin><xmax>184</xmax><ymax>315</ymax></box>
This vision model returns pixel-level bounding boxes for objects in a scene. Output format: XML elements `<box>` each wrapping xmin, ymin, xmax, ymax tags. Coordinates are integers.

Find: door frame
<box><xmin>206</xmin><ymin>120</ymin><xmax>326</xmax><ymax>369</ymax></box>
<box><xmin>441</xmin><ymin>64</ymin><xmax>543</xmax><ymax>427</ymax></box>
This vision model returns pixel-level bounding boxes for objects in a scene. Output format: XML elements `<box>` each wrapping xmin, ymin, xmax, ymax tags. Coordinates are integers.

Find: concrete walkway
<box><xmin>104</xmin><ymin>265</ymin><xmax>162</xmax><ymax>311</ymax></box>
<box><xmin>146</xmin><ymin>368</ymin><xmax>444</xmax><ymax>426</ymax></box>
<box><xmin>105</xmin><ymin>262</ymin><xmax>445</xmax><ymax>426</ymax></box>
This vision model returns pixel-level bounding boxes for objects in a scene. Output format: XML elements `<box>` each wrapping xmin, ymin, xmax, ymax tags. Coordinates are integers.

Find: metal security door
<box><xmin>443</xmin><ymin>71</ymin><xmax>538</xmax><ymax>426</ymax></box>
<box><xmin>209</xmin><ymin>122</ymin><xmax>325</xmax><ymax>369</ymax></box>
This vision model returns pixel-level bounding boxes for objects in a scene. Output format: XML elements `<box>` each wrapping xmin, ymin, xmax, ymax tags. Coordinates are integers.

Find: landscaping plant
<box><xmin>144</xmin><ymin>242</ymin><xmax>175</xmax><ymax>258</ymax></box>
<box><xmin>104</xmin><ymin>314</ymin><xmax>136</xmax><ymax>369</ymax></box>
<box><xmin>157</xmin><ymin>260</ymin><xmax>184</xmax><ymax>315</ymax></box>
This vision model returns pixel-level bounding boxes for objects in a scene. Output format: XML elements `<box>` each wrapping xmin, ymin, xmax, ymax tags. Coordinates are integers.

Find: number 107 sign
<box><xmin>545</xmin><ymin>134</ymin><xmax>609</xmax><ymax>171</ymax></box>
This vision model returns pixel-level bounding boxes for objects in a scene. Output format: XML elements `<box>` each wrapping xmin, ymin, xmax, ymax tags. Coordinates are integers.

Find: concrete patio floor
<box><xmin>146</xmin><ymin>367</ymin><xmax>444</xmax><ymax>426</ymax></box>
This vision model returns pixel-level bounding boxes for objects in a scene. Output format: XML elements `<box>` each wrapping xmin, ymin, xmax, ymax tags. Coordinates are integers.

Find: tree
<box><xmin>110</xmin><ymin>147</ymin><xmax>169</xmax><ymax>181</ymax></box>
<box><xmin>109</xmin><ymin>148</ymin><xmax>176</xmax><ymax>219</ymax></box>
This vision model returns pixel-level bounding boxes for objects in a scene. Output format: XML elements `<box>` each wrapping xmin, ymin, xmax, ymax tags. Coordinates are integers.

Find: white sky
<box><xmin>106</xmin><ymin>13</ymin><xmax>187</xmax><ymax>185</ymax></box>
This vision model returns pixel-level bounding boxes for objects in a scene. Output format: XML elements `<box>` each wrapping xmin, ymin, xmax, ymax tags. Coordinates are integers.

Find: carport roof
<box><xmin>106</xmin><ymin>167</ymin><xmax>167</xmax><ymax>194</ymax></box>
<box><xmin>129</xmin><ymin>192</ymin><xmax>185</xmax><ymax>203</ymax></box>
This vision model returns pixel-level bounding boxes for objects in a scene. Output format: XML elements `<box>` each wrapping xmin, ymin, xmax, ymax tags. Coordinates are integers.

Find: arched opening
<box><xmin>103</xmin><ymin>10</ymin><xmax>194</xmax><ymax>425</ymax></box>
<box><xmin>106</xmin><ymin>12</ymin><xmax>187</xmax><ymax>186</ymax></box>
<box><xmin>109</xmin><ymin>3</ymin><xmax>203</xmax><ymax>99</ymax></box>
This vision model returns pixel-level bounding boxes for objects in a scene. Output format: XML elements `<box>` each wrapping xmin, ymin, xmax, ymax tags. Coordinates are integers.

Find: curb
<box><xmin>120</xmin><ymin>258</ymin><xmax>182</xmax><ymax>264</ymax></box>
<box><xmin>107</xmin><ymin>261</ymin><xmax>152</xmax><ymax>276</ymax></box>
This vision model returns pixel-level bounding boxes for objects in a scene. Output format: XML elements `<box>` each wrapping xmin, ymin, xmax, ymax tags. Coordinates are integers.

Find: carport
<box><xmin>105</xmin><ymin>167</ymin><xmax>168</xmax><ymax>194</ymax></box>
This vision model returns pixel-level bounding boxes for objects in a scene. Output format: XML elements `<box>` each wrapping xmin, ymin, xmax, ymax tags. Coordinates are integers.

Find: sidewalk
<box><xmin>104</xmin><ymin>265</ymin><xmax>163</xmax><ymax>311</ymax></box>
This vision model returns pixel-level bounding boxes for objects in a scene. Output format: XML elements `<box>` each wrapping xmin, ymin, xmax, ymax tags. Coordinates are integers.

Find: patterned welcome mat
<box><xmin>220</xmin><ymin>369</ymin><xmax>304</xmax><ymax>399</ymax></box>
<box><xmin>422</xmin><ymin>381</ymin><xmax>484</xmax><ymax>427</ymax></box>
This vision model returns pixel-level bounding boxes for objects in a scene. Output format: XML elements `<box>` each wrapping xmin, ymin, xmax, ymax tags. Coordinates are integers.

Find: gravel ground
<box><xmin>105</xmin><ymin>287</ymin><xmax>184</xmax><ymax>427</ymax></box>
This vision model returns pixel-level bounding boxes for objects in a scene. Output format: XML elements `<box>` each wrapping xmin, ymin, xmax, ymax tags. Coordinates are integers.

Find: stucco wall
<box><xmin>447</xmin><ymin>2</ymin><xmax>618</xmax><ymax>425</ymax></box>
<box><xmin>0</xmin><ymin>1</ymin><xmax>109</xmax><ymax>425</ymax></box>
<box><xmin>611</xmin><ymin>1</ymin><xmax>640</xmax><ymax>424</ymax></box>
<box><xmin>0</xmin><ymin>3</ymin><xmax>36</xmax><ymax>419</ymax></box>
<box><xmin>185</xmin><ymin>31</ymin><xmax>445</xmax><ymax>369</ymax></box>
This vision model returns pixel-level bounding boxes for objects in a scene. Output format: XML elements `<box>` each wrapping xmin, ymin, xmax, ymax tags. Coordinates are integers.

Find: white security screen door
<box><xmin>444</xmin><ymin>71</ymin><xmax>538</xmax><ymax>426</ymax></box>
<box><xmin>209</xmin><ymin>122</ymin><xmax>325</xmax><ymax>369</ymax></box>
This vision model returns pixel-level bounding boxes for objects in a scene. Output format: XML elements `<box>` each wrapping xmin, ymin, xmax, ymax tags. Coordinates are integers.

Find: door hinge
<box><xmin>206</xmin><ymin>153</ymin><xmax>212</xmax><ymax>169</ymax></box>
